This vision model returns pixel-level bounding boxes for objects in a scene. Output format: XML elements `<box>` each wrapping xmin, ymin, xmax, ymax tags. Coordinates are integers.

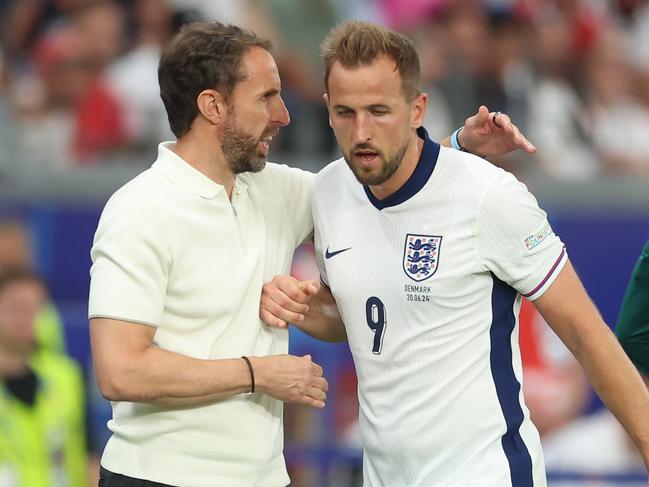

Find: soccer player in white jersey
<box><xmin>260</xmin><ymin>21</ymin><xmax>649</xmax><ymax>487</ymax></box>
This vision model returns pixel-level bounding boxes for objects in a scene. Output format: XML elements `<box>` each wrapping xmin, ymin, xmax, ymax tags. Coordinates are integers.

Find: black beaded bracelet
<box><xmin>241</xmin><ymin>356</ymin><xmax>255</xmax><ymax>393</ymax></box>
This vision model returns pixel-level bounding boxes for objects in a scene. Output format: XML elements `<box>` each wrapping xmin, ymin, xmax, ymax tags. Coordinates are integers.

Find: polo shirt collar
<box><xmin>153</xmin><ymin>142</ymin><xmax>243</xmax><ymax>199</ymax></box>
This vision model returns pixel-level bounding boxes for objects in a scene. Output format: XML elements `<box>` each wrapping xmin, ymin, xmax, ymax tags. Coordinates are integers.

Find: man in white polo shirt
<box><xmin>89</xmin><ymin>21</ymin><xmax>537</xmax><ymax>487</ymax></box>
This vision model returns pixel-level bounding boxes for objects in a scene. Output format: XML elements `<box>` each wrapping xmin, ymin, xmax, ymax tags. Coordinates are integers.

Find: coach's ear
<box><xmin>196</xmin><ymin>89</ymin><xmax>228</xmax><ymax>126</ymax></box>
<box><xmin>323</xmin><ymin>93</ymin><xmax>332</xmax><ymax>126</ymax></box>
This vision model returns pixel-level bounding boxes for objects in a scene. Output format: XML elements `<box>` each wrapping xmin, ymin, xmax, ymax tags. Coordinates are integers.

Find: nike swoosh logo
<box><xmin>325</xmin><ymin>246</ymin><xmax>352</xmax><ymax>259</ymax></box>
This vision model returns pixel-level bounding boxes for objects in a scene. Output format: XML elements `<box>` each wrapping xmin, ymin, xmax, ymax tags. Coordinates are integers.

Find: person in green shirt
<box><xmin>617</xmin><ymin>239</ymin><xmax>649</xmax><ymax>386</ymax></box>
<box><xmin>0</xmin><ymin>270</ymin><xmax>86</xmax><ymax>487</ymax></box>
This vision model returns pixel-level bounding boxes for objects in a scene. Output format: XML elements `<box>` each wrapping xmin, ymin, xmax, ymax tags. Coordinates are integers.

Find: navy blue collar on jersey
<box><xmin>363</xmin><ymin>126</ymin><xmax>440</xmax><ymax>210</ymax></box>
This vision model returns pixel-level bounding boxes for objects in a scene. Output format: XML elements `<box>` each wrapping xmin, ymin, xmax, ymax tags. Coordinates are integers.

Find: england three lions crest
<box><xmin>403</xmin><ymin>234</ymin><xmax>442</xmax><ymax>282</ymax></box>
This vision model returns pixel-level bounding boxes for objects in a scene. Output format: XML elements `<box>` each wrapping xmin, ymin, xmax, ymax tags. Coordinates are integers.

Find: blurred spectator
<box><xmin>0</xmin><ymin>220</ymin><xmax>66</xmax><ymax>354</ymax></box>
<box><xmin>106</xmin><ymin>0</ymin><xmax>176</xmax><ymax>152</ymax></box>
<box><xmin>526</xmin><ymin>11</ymin><xmax>600</xmax><ymax>180</ymax></box>
<box><xmin>255</xmin><ymin>0</ymin><xmax>339</xmax><ymax>156</ymax></box>
<box><xmin>0</xmin><ymin>48</ymin><xmax>18</xmax><ymax>176</ymax></box>
<box><xmin>1</xmin><ymin>0</ymin><xmax>85</xmax><ymax>60</ymax></box>
<box><xmin>414</xmin><ymin>25</ymin><xmax>453</xmax><ymax>141</ymax></box>
<box><xmin>0</xmin><ymin>270</ymin><xmax>86</xmax><ymax>487</ymax></box>
<box><xmin>165</xmin><ymin>0</ymin><xmax>245</xmax><ymax>24</ymax></box>
<box><xmin>543</xmin><ymin>409</ymin><xmax>645</xmax><ymax>485</ymax></box>
<box><xmin>11</xmin><ymin>1</ymin><xmax>129</xmax><ymax>169</ymax></box>
<box><xmin>583</xmin><ymin>30</ymin><xmax>649</xmax><ymax>175</ymax></box>
<box><xmin>1</xmin><ymin>0</ymin><xmax>649</xmax><ymax>176</ymax></box>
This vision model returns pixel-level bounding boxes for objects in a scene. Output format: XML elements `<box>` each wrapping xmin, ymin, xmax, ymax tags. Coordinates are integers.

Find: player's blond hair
<box><xmin>321</xmin><ymin>20</ymin><xmax>421</xmax><ymax>101</ymax></box>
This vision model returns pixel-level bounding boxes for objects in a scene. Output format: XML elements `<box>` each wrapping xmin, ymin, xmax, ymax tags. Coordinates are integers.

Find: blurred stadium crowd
<box><xmin>0</xmin><ymin>0</ymin><xmax>649</xmax><ymax>179</ymax></box>
<box><xmin>1</xmin><ymin>1</ymin><xmax>649</xmax><ymax>486</ymax></box>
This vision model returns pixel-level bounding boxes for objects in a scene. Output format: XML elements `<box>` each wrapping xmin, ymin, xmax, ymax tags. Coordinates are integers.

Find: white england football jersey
<box><xmin>313</xmin><ymin>128</ymin><xmax>567</xmax><ymax>487</ymax></box>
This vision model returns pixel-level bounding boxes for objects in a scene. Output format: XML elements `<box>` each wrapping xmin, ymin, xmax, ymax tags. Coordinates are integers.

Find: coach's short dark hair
<box><xmin>158</xmin><ymin>22</ymin><xmax>272</xmax><ymax>138</ymax></box>
<box><xmin>322</xmin><ymin>21</ymin><xmax>421</xmax><ymax>101</ymax></box>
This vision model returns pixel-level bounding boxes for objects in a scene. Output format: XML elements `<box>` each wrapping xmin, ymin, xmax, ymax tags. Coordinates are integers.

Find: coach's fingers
<box><xmin>312</xmin><ymin>375</ymin><xmax>328</xmax><ymax>392</ymax></box>
<box><xmin>300</xmin><ymin>279</ymin><xmax>320</xmax><ymax>297</ymax></box>
<box><xmin>491</xmin><ymin>112</ymin><xmax>537</xmax><ymax>153</ymax></box>
<box><xmin>303</xmin><ymin>396</ymin><xmax>326</xmax><ymax>409</ymax></box>
<box><xmin>308</xmin><ymin>385</ymin><xmax>327</xmax><ymax>402</ymax></box>
<box><xmin>517</xmin><ymin>130</ymin><xmax>536</xmax><ymax>153</ymax></box>
<box><xmin>261</xmin><ymin>297</ymin><xmax>303</xmax><ymax>325</ymax></box>
<box><xmin>276</xmin><ymin>277</ymin><xmax>314</xmax><ymax>305</ymax></box>
<box><xmin>310</xmin><ymin>360</ymin><xmax>324</xmax><ymax>377</ymax></box>
<box><xmin>260</xmin><ymin>308</ymin><xmax>288</xmax><ymax>328</ymax></box>
<box><xmin>491</xmin><ymin>111</ymin><xmax>511</xmax><ymax>130</ymax></box>
<box><xmin>269</xmin><ymin>288</ymin><xmax>310</xmax><ymax>315</ymax></box>
<box><xmin>509</xmin><ymin>124</ymin><xmax>536</xmax><ymax>153</ymax></box>
<box><xmin>464</xmin><ymin>105</ymin><xmax>490</xmax><ymax>130</ymax></box>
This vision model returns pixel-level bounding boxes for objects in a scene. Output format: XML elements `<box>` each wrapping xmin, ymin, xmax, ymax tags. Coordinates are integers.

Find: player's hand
<box><xmin>459</xmin><ymin>105</ymin><xmax>536</xmax><ymax>157</ymax></box>
<box><xmin>252</xmin><ymin>354</ymin><xmax>328</xmax><ymax>408</ymax></box>
<box><xmin>260</xmin><ymin>275</ymin><xmax>320</xmax><ymax>328</ymax></box>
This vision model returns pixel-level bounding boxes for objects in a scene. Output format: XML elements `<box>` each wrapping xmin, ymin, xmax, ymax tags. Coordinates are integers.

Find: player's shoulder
<box><xmin>314</xmin><ymin>157</ymin><xmax>349</xmax><ymax>191</ymax></box>
<box><xmin>437</xmin><ymin>146</ymin><xmax>512</xmax><ymax>188</ymax></box>
<box><xmin>241</xmin><ymin>161</ymin><xmax>316</xmax><ymax>189</ymax></box>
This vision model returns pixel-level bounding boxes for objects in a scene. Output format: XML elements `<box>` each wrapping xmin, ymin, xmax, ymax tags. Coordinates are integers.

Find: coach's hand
<box><xmin>251</xmin><ymin>354</ymin><xmax>328</xmax><ymax>408</ymax></box>
<box><xmin>260</xmin><ymin>275</ymin><xmax>320</xmax><ymax>328</ymax></box>
<box><xmin>460</xmin><ymin>105</ymin><xmax>536</xmax><ymax>157</ymax></box>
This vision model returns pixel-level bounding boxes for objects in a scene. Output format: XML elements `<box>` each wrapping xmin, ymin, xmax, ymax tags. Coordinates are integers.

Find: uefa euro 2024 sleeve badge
<box><xmin>403</xmin><ymin>234</ymin><xmax>442</xmax><ymax>282</ymax></box>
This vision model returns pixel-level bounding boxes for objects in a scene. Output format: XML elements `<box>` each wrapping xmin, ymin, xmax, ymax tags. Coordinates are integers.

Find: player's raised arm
<box><xmin>260</xmin><ymin>275</ymin><xmax>346</xmax><ymax>342</ymax></box>
<box><xmin>439</xmin><ymin>105</ymin><xmax>536</xmax><ymax>157</ymax></box>
<box><xmin>90</xmin><ymin>317</ymin><xmax>328</xmax><ymax>408</ymax></box>
<box><xmin>533</xmin><ymin>260</ymin><xmax>649</xmax><ymax>471</ymax></box>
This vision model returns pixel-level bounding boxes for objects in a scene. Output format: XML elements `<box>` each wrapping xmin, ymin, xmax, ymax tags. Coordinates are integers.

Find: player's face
<box><xmin>0</xmin><ymin>281</ymin><xmax>45</xmax><ymax>354</ymax></box>
<box><xmin>325</xmin><ymin>56</ymin><xmax>425</xmax><ymax>188</ymax></box>
<box><xmin>221</xmin><ymin>47</ymin><xmax>290</xmax><ymax>173</ymax></box>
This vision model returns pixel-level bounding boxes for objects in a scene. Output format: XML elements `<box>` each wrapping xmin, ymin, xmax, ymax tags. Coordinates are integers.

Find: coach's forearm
<box><xmin>91</xmin><ymin>318</ymin><xmax>253</xmax><ymax>404</ymax></box>
<box><xmin>101</xmin><ymin>348</ymin><xmax>252</xmax><ymax>404</ymax></box>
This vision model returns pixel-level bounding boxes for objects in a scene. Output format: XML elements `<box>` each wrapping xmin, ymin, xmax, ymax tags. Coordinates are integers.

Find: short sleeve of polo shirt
<box><xmin>267</xmin><ymin>164</ymin><xmax>316</xmax><ymax>245</ymax></box>
<box><xmin>88</xmin><ymin>190</ymin><xmax>170</xmax><ymax>326</ymax></box>
<box><xmin>477</xmin><ymin>172</ymin><xmax>567</xmax><ymax>300</ymax></box>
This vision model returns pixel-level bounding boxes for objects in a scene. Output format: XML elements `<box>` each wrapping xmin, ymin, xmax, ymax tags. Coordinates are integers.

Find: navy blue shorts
<box><xmin>99</xmin><ymin>466</ymin><xmax>176</xmax><ymax>487</ymax></box>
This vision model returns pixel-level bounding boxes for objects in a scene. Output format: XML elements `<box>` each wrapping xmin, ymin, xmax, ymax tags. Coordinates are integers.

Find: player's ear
<box><xmin>410</xmin><ymin>92</ymin><xmax>428</xmax><ymax>128</ymax></box>
<box><xmin>196</xmin><ymin>89</ymin><xmax>228</xmax><ymax>126</ymax></box>
<box><xmin>323</xmin><ymin>93</ymin><xmax>332</xmax><ymax>126</ymax></box>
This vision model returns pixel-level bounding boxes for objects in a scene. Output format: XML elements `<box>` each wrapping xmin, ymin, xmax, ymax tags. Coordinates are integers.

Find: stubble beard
<box><xmin>220</xmin><ymin>115</ymin><xmax>268</xmax><ymax>174</ymax></box>
<box><xmin>344</xmin><ymin>141</ymin><xmax>409</xmax><ymax>187</ymax></box>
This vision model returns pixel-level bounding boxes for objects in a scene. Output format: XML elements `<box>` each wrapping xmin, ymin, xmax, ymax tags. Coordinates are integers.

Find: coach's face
<box><xmin>324</xmin><ymin>56</ymin><xmax>426</xmax><ymax>194</ymax></box>
<box><xmin>221</xmin><ymin>47</ymin><xmax>290</xmax><ymax>173</ymax></box>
